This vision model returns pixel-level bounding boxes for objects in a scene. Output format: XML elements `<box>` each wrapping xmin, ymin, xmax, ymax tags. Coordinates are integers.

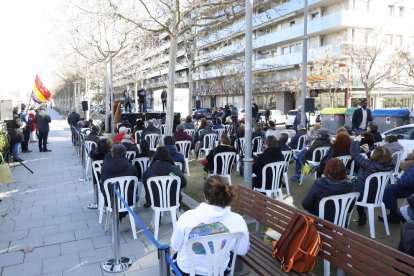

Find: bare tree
<box><xmin>308</xmin><ymin>54</ymin><xmax>345</xmax><ymax>107</ymax></box>
<box><xmin>389</xmin><ymin>50</ymin><xmax>414</xmax><ymax>89</ymax></box>
<box><xmin>109</xmin><ymin>0</ymin><xmax>242</xmax><ymax>135</ymax></box>
<box><xmin>343</xmin><ymin>33</ymin><xmax>403</xmax><ymax>106</ymax></box>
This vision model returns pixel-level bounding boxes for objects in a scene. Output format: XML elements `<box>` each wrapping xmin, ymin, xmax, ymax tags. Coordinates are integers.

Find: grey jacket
<box><xmin>35</xmin><ymin>110</ymin><xmax>51</xmax><ymax>132</ymax></box>
<box><xmin>383</xmin><ymin>142</ymin><xmax>404</xmax><ymax>164</ymax></box>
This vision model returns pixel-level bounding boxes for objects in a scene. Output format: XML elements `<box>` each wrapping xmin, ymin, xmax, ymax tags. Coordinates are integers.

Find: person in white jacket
<box><xmin>170</xmin><ymin>176</ymin><xmax>250</xmax><ymax>275</ymax></box>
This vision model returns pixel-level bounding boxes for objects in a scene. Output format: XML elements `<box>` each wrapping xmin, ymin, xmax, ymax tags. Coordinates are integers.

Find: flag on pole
<box><xmin>31</xmin><ymin>75</ymin><xmax>52</xmax><ymax>103</ymax></box>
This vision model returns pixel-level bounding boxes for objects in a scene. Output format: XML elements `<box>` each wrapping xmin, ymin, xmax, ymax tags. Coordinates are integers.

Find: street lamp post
<box><xmin>300</xmin><ymin>0</ymin><xmax>309</xmax><ymax>127</ymax></box>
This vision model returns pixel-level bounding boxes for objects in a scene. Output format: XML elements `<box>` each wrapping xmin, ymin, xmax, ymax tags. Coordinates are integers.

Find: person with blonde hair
<box><xmin>171</xmin><ymin>176</ymin><xmax>250</xmax><ymax>275</ymax></box>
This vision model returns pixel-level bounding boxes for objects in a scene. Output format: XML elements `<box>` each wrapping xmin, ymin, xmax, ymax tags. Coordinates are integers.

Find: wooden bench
<box><xmin>231</xmin><ymin>184</ymin><xmax>414</xmax><ymax>276</ymax></box>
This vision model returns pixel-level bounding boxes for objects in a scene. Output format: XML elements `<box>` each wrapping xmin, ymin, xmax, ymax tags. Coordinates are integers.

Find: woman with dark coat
<box><xmin>252</xmin><ymin>136</ymin><xmax>285</xmax><ymax>190</ymax></box>
<box><xmin>204</xmin><ymin>134</ymin><xmax>237</xmax><ymax>173</ymax></box>
<box><xmin>142</xmin><ymin>147</ymin><xmax>187</xmax><ymax>207</ymax></box>
<box><xmin>302</xmin><ymin>158</ymin><xmax>354</xmax><ymax>223</ymax></box>
<box><xmin>350</xmin><ymin>137</ymin><xmax>394</xmax><ymax>226</ymax></box>
<box><xmin>136</xmin><ymin>140</ymin><xmax>155</xmax><ymax>159</ymax></box>
<box><xmin>317</xmin><ymin>133</ymin><xmax>352</xmax><ymax>177</ymax></box>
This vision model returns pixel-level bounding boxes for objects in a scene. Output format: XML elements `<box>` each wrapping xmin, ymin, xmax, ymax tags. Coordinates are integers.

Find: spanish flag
<box><xmin>31</xmin><ymin>75</ymin><xmax>52</xmax><ymax>103</ymax></box>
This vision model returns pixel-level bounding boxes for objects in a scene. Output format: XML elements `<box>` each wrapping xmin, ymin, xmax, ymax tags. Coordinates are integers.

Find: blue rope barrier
<box><xmin>113</xmin><ymin>187</ymin><xmax>182</xmax><ymax>276</ymax></box>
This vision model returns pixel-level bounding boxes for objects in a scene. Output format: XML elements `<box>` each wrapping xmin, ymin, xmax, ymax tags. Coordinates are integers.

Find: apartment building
<box><xmin>113</xmin><ymin>0</ymin><xmax>414</xmax><ymax>114</ymax></box>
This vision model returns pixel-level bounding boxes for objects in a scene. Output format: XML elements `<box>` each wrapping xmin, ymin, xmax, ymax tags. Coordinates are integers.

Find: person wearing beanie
<box><xmin>381</xmin><ymin>151</ymin><xmax>414</xmax><ymax>223</ymax></box>
<box><xmin>141</xmin><ymin>119</ymin><xmax>161</xmax><ymax>139</ymax></box>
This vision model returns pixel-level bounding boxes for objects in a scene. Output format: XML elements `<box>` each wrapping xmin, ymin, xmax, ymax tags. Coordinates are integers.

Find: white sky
<box><xmin>0</xmin><ymin>0</ymin><xmax>59</xmax><ymax>101</ymax></box>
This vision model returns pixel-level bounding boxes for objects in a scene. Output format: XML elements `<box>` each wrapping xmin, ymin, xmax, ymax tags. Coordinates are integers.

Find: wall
<box><xmin>152</xmin><ymin>88</ymin><xmax>190</xmax><ymax>117</ymax></box>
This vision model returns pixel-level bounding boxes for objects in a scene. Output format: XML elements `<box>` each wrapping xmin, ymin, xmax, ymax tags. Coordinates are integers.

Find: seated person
<box><xmin>197</xmin><ymin>120</ymin><xmax>215</xmax><ymax>158</ymax></box>
<box><xmin>133</xmin><ymin>119</ymin><xmax>145</xmax><ymax>141</ymax></box>
<box><xmin>252</xmin><ymin>136</ymin><xmax>285</xmax><ymax>190</ymax></box>
<box><xmin>288</xmin><ymin>124</ymin><xmax>307</xmax><ymax>149</ymax></box>
<box><xmin>85</xmin><ymin>125</ymin><xmax>101</xmax><ymax>144</ymax></box>
<box><xmin>136</xmin><ymin>140</ymin><xmax>155</xmax><ymax>159</ymax></box>
<box><xmin>164</xmin><ymin>136</ymin><xmax>185</xmax><ymax>171</ymax></box>
<box><xmin>113</xmin><ymin>126</ymin><xmax>136</xmax><ymax>144</ymax></box>
<box><xmin>302</xmin><ymin>158</ymin><xmax>354</xmax><ymax>224</ymax></box>
<box><xmin>174</xmin><ymin>124</ymin><xmax>194</xmax><ymax>149</ymax></box>
<box><xmin>142</xmin><ymin>147</ymin><xmax>187</xmax><ymax>208</ymax></box>
<box><xmin>305</xmin><ymin>123</ymin><xmax>321</xmax><ymax>146</ymax></box>
<box><xmin>195</xmin><ymin>118</ymin><xmax>208</xmax><ymax>141</ymax></box>
<box><xmin>351</xmin><ymin>137</ymin><xmax>393</xmax><ymax>226</ymax></box>
<box><xmin>399</xmin><ymin>194</ymin><xmax>414</xmax><ymax>223</ymax></box>
<box><xmin>277</xmin><ymin>132</ymin><xmax>291</xmax><ymax>152</ymax></box>
<box><xmin>170</xmin><ymin>176</ymin><xmax>250</xmax><ymax>275</ymax></box>
<box><xmin>182</xmin><ymin>115</ymin><xmax>195</xmax><ymax>130</ymax></box>
<box><xmin>203</xmin><ymin>134</ymin><xmax>237</xmax><ymax>174</ymax></box>
<box><xmin>120</xmin><ymin>134</ymin><xmax>139</xmax><ymax>158</ymax></box>
<box><xmin>368</xmin><ymin>121</ymin><xmax>383</xmax><ymax>143</ymax></box>
<box><xmin>317</xmin><ymin>132</ymin><xmax>352</xmax><ymax>177</ymax></box>
<box><xmin>101</xmin><ymin>144</ymin><xmax>138</xmax><ymax>229</ymax></box>
<box><xmin>117</xmin><ymin>119</ymin><xmax>132</xmax><ymax>133</ymax></box>
<box><xmin>265</xmin><ymin>120</ymin><xmax>278</xmax><ymax>138</ymax></box>
<box><xmin>142</xmin><ymin>119</ymin><xmax>161</xmax><ymax>138</ymax></box>
<box><xmin>382</xmin><ymin>135</ymin><xmax>404</xmax><ymax>164</ymax></box>
<box><xmin>291</xmin><ymin>128</ymin><xmax>331</xmax><ymax>182</ymax></box>
<box><xmin>213</xmin><ymin>117</ymin><xmax>225</xmax><ymax>130</ymax></box>
<box><xmin>381</xmin><ymin>151</ymin><xmax>414</xmax><ymax>223</ymax></box>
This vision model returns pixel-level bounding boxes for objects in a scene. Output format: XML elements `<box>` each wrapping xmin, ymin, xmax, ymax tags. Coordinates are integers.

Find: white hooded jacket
<box><xmin>170</xmin><ymin>202</ymin><xmax>250</xmax><ymax>274</ymax></box>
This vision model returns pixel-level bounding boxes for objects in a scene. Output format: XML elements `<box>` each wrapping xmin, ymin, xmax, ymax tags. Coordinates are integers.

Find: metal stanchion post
<box><xmin>158</xmin><ymin>245</ymin><xmax>171</xmax><ymax>276</ymax></box>
<box><xmin>102</xmin><ymin>182</ymin><xmax>132</xmax><ymax>273</ymax></box>
<box><xmin>79</xmin><ymin>142</ymin><xmax>88</xmax><ymax>182</ymax></box>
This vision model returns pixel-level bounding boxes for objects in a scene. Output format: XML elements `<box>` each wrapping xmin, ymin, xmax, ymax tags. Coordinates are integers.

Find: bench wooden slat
<box><xmin>231</xmin><ymin>184</ymin><xmax>414</xmax><ymax>275</ymax></box>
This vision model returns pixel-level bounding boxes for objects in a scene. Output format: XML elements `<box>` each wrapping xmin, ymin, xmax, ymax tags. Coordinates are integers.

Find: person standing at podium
<box><xmin>161</xmin><ymin>89</ymin><xmax>167</xmax><ymax>112</ymax></box>
<box><xmin>123</xmin><ymin>85</ymin><xmax>132</xmax><ymax>113</ymax></box>
<box><xmin>138</xmin><ymin>88</ymin><xmax>147</xmax><ymax>113</ymax></box>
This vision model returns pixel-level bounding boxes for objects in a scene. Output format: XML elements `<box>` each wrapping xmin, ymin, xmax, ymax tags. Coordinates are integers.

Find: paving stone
<box><xmin>24</xmin><ymin>244</ymin><xmax>60</xmax><ymax>262</ymax></box>
<box><xmin>29</xmin><ymin>225</ymin><xmax>59</xmax><ymax>237</ymax></box>
<box><xmin>14</xmin><ymin>218</ymin><xmax>45</xmax><ymax>231</ymax></box>
<box><xmin>92</xmin><ymin>235</ymin><xmax>112</xmax><ymax>249</ymax></box>
<box><xmin>63</xmin><ymin>262</ymin><xmax>103</xmax><ymax>276</ymax></box>
<box><xmin>8</xmin><ymin>236</ymin><xmax>44</xmax><ymax>252</ymax></box>
<box><xmin>75</xmin><ymin>226</ymin><xmax>106</xmax><ymax>240</ymax></box>
<box><xmin>43</xmin><ymin>232</ymin><xmax>75</xmax><ymax>246</ymax></box>
<box><xmin>2</xmin><ymin>260</ymin><xmax>42</xmax><ymax>276</ymax></box>
<box><xmin>60</xmin><ymin>239</ymin><xmax>94</xmax><ymax>255</ymax></box>
<box><xmin>78</xmin><ymin>246</ymin><xmax>114</xmax><ymax>264</ymax></box>
<box><xmin>0</xmin><ymin>250</ymin><xmax>24</xmax><ymax>267</ymax></box>
<box><xmin>0</xmin><ymin>241</ymin><xmax>9</xmax><ymax>254</ymax></box>
<box><xmin>42</xmin><ymin>253</ymin><xmax>80</xmax><ymax>273</ymax></box>
<box><xmin>0</xmin><ymin>229</ymin><xmax>29</xmax><ymax>242</ymax></box>
<box><xmin>58</xmin><ymin>221</ymin><xmax>89</xmax><ymax>233</ymax></box>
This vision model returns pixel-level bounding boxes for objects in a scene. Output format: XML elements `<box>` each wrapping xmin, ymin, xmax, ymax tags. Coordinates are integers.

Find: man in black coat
<box><xmin>138</xmin><ymin>88</ymin><xmax>147</xmax><ymax>112</ymax></box>
<box><xmin>123</xmin><ymin>85</ymin><xmax>132</xmax><ymax>113</ymax></box>
<box><xmin>101</xmin><ymin>144</ymin><xmax>138</xmax><ymax>221</ymax></box>
<box><xmin>204</xmin><ymin>134</ymin><xmax>237</xmax><ymax>173</ymax></box>
<box><xmin>352</xmin><ymin>101</ymin><xmax>372</xmax><ymax>135</ymax></box>
<box><xmin>67</xmin><ymin>109</ymin><xmax>80</xmax><ymax>127</ymax></box>
<box><xmin>161</xmin><ymin>89</ymin><xmax>167</xmax><ymax>112</ymax></box>
<box><xmin>35</xmin><ymin>105</ymin><xmax>52</xmax><ymax>152</ymax></box>
<box><xmin>252</xmin><ymin>136</ymin><xmax>285</xmax><ymax>190</ymax></box>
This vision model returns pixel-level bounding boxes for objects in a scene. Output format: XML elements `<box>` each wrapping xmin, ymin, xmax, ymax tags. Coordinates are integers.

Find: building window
<box><xmin>289</xmin><ymin>20</ymin><xmax>295</xmax><ymax>27</ymax></box>
<box><xmin>320</xmin><ymin>36</ymin><xmax>326</xmax><ymax>46</ymax></box>
<box><xmin>282</xmin><ymin>46</ymin><xmax>289</xmax><ymax>54</ymax></box>
<box><xmin>399</xmin><ymin>6</ymin><xmax>405</xmax><ymax>17</ymax></box>
<box><xmin>388</xmin><ymin>5</ymin><xmax>395</xmax><ymax>16</ymax></box>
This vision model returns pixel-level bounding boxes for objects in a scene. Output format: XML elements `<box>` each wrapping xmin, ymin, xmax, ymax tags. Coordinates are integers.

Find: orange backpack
<box><xmin>272</xmin><ymin>213</ymin><xmax>322</xmax><ymax>273</ymax></box>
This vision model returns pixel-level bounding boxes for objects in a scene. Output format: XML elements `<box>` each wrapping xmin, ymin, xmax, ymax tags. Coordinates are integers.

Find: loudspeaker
<box><xmin>304</xmin><ymin>98</ymin><xmax>315</xmax><ymax>113</ymax></box>
<box><xmin>81</xmin><ymin>101</ymin><xmax>88</xmax><ymax>111</ymax></box>
<box><xmin>196</xmin><ymin>100</ymin><xmax>201</xmax><ymax>109</ymax></box>
<box><xmin>0</xmin><ymin>100</ymin><xmax>12</xmax><ymax>121</ymax></box>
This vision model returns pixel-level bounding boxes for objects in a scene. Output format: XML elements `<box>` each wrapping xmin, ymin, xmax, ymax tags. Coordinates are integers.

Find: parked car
<box><xmin>382</xmin><ymin>124</ymin><xmax>414</xmax><ymax>160</ymax></box>
<box><xmin>192</xmin><ymin>108</ymin><xmax>213</xmax><ymax>120</ymax></box>
<box><xmin>285</xmin><ymin>109</ymin><xmax>316</xmax><ymax>129</ymax></box>
<box><xmin>260</xmin><ymin>110</ymin><xmax>286</xmax><ymax>125</ymax></box>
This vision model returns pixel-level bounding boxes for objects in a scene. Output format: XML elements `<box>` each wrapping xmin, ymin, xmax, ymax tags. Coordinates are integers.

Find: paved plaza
<box><xmin>0</xmin><ymin>109</ymin><xmax>172</xmax><ymax>276</ymax></box>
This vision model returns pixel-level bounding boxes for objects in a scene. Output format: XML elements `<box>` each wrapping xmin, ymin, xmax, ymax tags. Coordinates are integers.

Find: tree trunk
<box><xmin>165</xmin><ymin>34</ymin><xmax>178</xmax><ymax>136</ymax></box>
<box><xmin>134</xmin><ymin>81</ymin><xmax>138</xmax><ymax>112</ymax></box>
<box><xmin>365</xmin><ymin>87</ymin><xmax>372</xmax><ymax>108</ymax></box>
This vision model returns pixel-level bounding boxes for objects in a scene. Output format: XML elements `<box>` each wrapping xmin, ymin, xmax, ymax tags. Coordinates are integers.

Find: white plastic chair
<box><xmin>390</xmin><ymin>150</ymin><xmax>404</xmax><ymax>184</ymax></box>
<box><xmin>134</xmin><ymin>130</ymin><xmax>143</xmax><ymax>142</ymax></box>
<box><xmin>92</xmin><ymin>160</ymin><xmax>105</xmax><ymax>224</ymax></box>
<box><xmin>336</xmin><ymin>155</ymin><xmax>352</xmax><ymax>168</ymax></box>
<box><xmin>300</xmin><ymin>146</ymin><xmax>330</xmax><ymax>185</ymax></box>
<box><xmin>144</xmin><ymin>133</ymin><xmax>160</xmax><ymax>151</ymax></box>
<box><xmin>147</xmin><ymin>175</ymin><xmax>181</xmax><ymax>241</ymax></box>
<box><xmin>208</xmin><ymin>152</ymin><xmax>237</xmax><ymax>185</ymax></box>
<box><xmin>125</xmin><ymin>150</ymin><xmax>136</xmax><ymax>162</ymax></box>
<box><xmin>253</xmin><ymin>161</ymin><xmax>286</xmax><ymax>201</ymax></box>
<box><xmin>198</xmin><ymin>133</ymin><xmax>218</xmax><ymax>160</ymax></box>
<box><xmin>125</xmin><ymin>128</ymin><xmax>132</xmax><ymax>134</ymax></box>
<box><xmin>374</xmin><ymin>141</ymin><xmax>385</xmax><ymax>148</ymax></box>
<box><xmin>185</xmin><ymin>232</ymin><xmax>243</xmax><ymax>276</ymax></box>
<box><xmin>281</xmin><ymin>150</ymin><xmax>293</xmax><ymax>196</ymax></box>
<box><xmin>160</xmin><ymin>124</ymin><xmax>165</xmax><ymax>137</ymax></box>
<box><xmin>174</xmin><ymin>162</ymin><xmax>183</xmax><ymax>171</ymax></box>
<box><xmin>132</xmin><ymin>157</ymin><xmax>150</xmax><ymax>207</ymax></box>
<box><xmin>252</xmin><ymin>136</ymin><xmax>263</xmax><ymax>156</ymax></box>
<box><xmin>215</xmin><ymin>128</ymin><xmax>225</xmax><ymax>139</ymax></box>
<box><xmin>102</xmin><ymin>176</ymin><xmax>139</xmax><ymax>239</ymax></box>
<box><xmin>349</xmin><ymin>153</ymin><xmax>369</xmax><ymax>178</ymax></box>
<box><xmin>292</xmin><ymin>134</ymin><xmax>307</xmax><ymax>155</ymax></box>
<box><xmin>83</xmin><ymin>141</ymin><xmax>97</xmax><ymax>177</ymax></box>
<box><xmin>175</xmin><ymin>140</ymin><xmax>191</xmax><ymax>176</ymax></box>
<box><xmin>355</xmin><ymin>171</ymin><xmax>392</xmax><ymax>239</ymax></box>
<box><xmin>224</xmin><ymin>124</ymin><xmax>231</xmax><ymax>135</ymax></box>
<box><xmin>183</xmin><ymin>129</ymin><xmax>195</xmax><ymax>137</ymax></box>
<box><xmin>318</xmin><ymin>192</ymin><xmax>360</xmax><ymax>276</ymax></box>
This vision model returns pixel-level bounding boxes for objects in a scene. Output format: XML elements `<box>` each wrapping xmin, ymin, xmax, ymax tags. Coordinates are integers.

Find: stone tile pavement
<box><xmin>0</xmin><ymin>109</ymin><xmax>173</xmax><ymax>276</ymax></box>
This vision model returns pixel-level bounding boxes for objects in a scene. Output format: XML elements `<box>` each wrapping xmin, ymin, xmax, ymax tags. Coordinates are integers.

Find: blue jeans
<box><xmin>294</xmin><ymin>148</ymin><xmax>308</xmax><ymax>177</ymax></box>
<box><xmin>38</xmin><ymin>131</ymin><xmax>48</xmax><ymax>151</ymax></box>
<box><xmin>11</xmin><ymin>142</ymin><xmax>20</xmax><ymax>158</ymax></box>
